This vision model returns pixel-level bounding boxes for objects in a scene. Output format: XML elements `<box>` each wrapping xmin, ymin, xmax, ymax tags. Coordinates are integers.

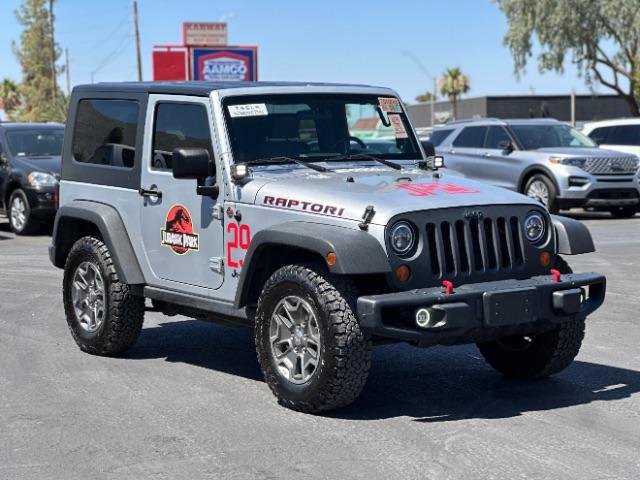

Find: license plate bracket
<box><xmin>483</xmin><ymin>287</ymin><xmax>538</xmax><ymax>326</ymax></box>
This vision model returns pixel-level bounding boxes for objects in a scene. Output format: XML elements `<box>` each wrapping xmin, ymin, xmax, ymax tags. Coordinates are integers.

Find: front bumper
<box><xmin>556</xmin><ymin>172</ymin><xmax>640</xmax><ymax>209</ymax></box>
<box><xmin>24</xmin><ymin>186</ymin><xmax>58</xmax><ymax>217</ymax></box>
<box><xmin>357</xmin><ymin>272</ymin><xmax>606</xmax><ymax>346</ymax></box>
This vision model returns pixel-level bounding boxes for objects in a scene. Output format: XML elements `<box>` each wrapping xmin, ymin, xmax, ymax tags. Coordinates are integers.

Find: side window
<box><xmin>484</xmin><ymin>126</ymin><xmax>512</xmax><ymax>149</ymax></box>
<box><xmin>608</xmin><ymin>125</ymin><xmax>640</xmax><ymax>146</ymax></box>
<box><xmin>588</xmin><ymin>127</ymin><xmax>611</xmax><ymax>145</ymax></box>
<box><xmin>152</xmin><ymin>103</ymin><xmax>213</xmax><ymax>171</ymax></box>
<box><xmin>72</xmin><ymin>99</ymin><xmax>139</xmax><ymax>168</ymax></box>
<box><xmin>452</xmin><ymin>126</ymin><xmax>487</xmax><ymax>148</ymax></box>
<box><xmin>428</xmin><ymin>128</ymin><xmax>454</xmax><ymax>146</ymax></box>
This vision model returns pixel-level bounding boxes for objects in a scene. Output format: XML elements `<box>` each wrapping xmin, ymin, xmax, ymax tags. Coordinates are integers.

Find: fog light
<box><xmin>395</xmin><ymin>265</ymin><xmax>411</xmax><ymax>282</ymax></box>
<box><xmin>416</xmin><ymin>308</ymin><xmax>431</xmax><ymax>328</ymax></box>
<box><xmin>540</xmin><ymin>251</ymin><xmax>551</xmax><ymax>268</ymax></box>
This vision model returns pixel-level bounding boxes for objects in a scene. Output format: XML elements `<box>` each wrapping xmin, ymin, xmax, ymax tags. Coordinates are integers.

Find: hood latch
<box><xmin>358</xmin><ymin>205</ymin><xmax>376</xmax><ymax>231</ymax></box>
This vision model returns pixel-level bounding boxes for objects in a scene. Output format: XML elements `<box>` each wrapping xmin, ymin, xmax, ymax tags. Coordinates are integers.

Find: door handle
<box><xmin>139</xmin><ymin>186</ymin><xmax>162</xmax><ymax>198</ymax></box>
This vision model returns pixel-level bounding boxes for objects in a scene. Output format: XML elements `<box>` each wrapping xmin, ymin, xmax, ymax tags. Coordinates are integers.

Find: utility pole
<box><xmin>133</xmin><ymin>0</ymin><xmax>143</xmax><ymax>81</ymax></box>
<box><xmin>49</xmin><ymin>0</ymin><xmax>57</xmax><ymax>101</ymax></box>
<box><xmin>65</xmin><ymin>48</ymin><xmax>70</xmax><ymax>95</ymax></box>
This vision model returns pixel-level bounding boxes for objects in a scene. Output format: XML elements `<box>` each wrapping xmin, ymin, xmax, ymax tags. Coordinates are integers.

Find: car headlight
<box><xmin>389</xmin><ymin>221</ymin><xmax>415</xmax><ymax>254</ymax></box>
<box><xmin>524</xmin><ymin>211</ymin><xmax>546</xmax><ymax>243</ymax></box>
<box><xmin>28</xmin><ymin>172</ymin><xmax>58</xmax><ymax>187</ymax></box>
<box><xmin>550</xmin><ymin>157</ymin><xmax>586</xmax><ymax>168</ymax></box>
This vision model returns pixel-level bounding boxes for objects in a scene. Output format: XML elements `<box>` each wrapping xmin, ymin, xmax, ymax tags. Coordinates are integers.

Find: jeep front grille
<box><xmin>583</xmin><ymin>156</ymin><xmax>638</xmax><ymax>175</ymax></box>
<box><xmin>424</xmin><ymin>216</ymin><xmax>524</xmax><ymax>277</ymax></box>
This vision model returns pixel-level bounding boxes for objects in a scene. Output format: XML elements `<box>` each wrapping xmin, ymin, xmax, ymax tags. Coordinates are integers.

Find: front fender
<box><xmin>552</xmin><ymin>215</ymin><xmax>595</xmax><ymax>255</ymax></box>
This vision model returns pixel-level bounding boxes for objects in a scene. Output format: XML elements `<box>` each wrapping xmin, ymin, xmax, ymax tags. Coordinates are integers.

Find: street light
<box><xmin>402</xmin><ymin>51</ymin><xmax>438</xmax><ymax>129</ymax></box>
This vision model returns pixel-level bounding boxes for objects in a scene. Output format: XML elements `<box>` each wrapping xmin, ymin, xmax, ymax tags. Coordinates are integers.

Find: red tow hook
<box><xmin>442</xmin><ymin>280</ymin><xmax>454</xmax><ymax>295</ymax></box>
<box><xmin>550</xmin><ymin>269</ymin><xmax>561</xmax><ymax>283</ymax></box>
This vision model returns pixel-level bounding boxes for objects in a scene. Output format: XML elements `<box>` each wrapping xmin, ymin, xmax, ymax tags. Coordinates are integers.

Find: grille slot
<box><xmin>425</xmin><ymin>215</ymin><xmax>524</xmax><ymax>278</ymax></box>
<box><xmin>583</xmin><ymin>156</ymin><xmax>638</xmax><ymax>175</ymax></box>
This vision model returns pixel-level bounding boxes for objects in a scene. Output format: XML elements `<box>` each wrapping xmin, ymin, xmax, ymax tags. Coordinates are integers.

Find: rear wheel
<box><xmin>608</xmin><ymin>205</ymin><xmax>638</xmax><ymax>218</ymax></box>
<box><xmin>477</xmin><ymin>256</ymin><xmax>584</xmax><ymax>378</ymax></box>
<box><xmin>63</xmin><ymin>236</ymin><xmax>144</xmax><ymax>356</ymax></box>
<box><xmin>8</xmin><ymin>189</ymin><xmax>39</xmax><ymax>235</ymax></box>
<box><xmin>255</xmin><ymin>265</ymin><xmax>371</xmax><ymax>413</ymax></box>
<box><xmin>524</xmin><ymin>174</ymin><xmax>559</xmax><ymax>214</ymax></box>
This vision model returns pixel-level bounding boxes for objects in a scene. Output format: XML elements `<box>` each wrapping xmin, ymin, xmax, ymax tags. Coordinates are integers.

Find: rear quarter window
<box><xmin>72</xmin><ymin>99</ymin><xmax>139</xmax><ymax>168</ymax></box>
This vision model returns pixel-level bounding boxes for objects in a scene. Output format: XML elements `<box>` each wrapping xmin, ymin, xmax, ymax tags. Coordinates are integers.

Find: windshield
<box><xmin>223</xmin><ymin>94</ymin><xmax>421</xmax><ymax>164</ymax></box>
<box><xmin>510</xmin><ymin>124</ymin><xmax>596</xmax><ymax>150</ymax></box>
<box><xmin>5</xmin><ymin>129</ymin><xmax>64</xmax><ymax>157</ymax></box>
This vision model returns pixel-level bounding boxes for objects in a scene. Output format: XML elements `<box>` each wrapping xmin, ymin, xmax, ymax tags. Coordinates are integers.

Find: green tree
<box><xmin>415</xmin><ymin>91</ymin><xmax>437</xmax><ymax>103</ymax></box>
<box><xmin>13</xmin><ymin>0</ymin><xmax>65</xmax><ymax>122</ymax></box>
<box><xmin>438</xmin><ymin>67</ymin><xmax>470</xmax><ymax>120</ymax></box>
<box><xmin>497</xmin><ymin>0</ymin><xmax>640</xmax><ymax>116</ymax></box>
<box><xmin>0</xmin><ymin>78</ymin><xmax>22</xmax><ymax>120</ymax></box>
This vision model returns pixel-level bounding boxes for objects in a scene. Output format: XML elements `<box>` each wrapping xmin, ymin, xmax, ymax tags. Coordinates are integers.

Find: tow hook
<box><xmin>550</xmin><ymin>269</ymin><xmax>561</xmax><ymax>283</ymax></box>
<box><xmin>442</xmin><ymin>280</ymin><xmax>454</xmax><ymax>295</ymax></box>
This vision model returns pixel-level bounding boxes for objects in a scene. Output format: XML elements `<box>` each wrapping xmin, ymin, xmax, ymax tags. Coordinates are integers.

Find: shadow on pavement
<box><xmin>127</xmin><ymin>319</ymin><xmax>640</xmax><ymax>421</ymax></box>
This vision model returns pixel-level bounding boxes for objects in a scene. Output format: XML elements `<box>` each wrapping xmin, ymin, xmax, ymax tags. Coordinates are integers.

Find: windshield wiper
<box><xmin>325</xmin><ymin>153</ymin><xmax>402</xmax><ymax>170</ymax></box>
<box><xmin>243</xmin><ymin>156</ymin><xmax>328</xmax><ymax>173</ymax></box>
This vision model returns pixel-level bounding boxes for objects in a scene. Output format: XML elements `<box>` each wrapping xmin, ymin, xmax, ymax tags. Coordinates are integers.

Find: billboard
<box><xmin>183</xmin><ymin>22</ymin><xmax>227</xmax><ymax>46</ymax></box>
<box><xmin>191</xmin><ymin>47</ymin><xmax>258</xmax><ymax>82</ymax></box>
<box><xmin>152</xmin><ymin>48</ymin><xmax>188</xmax><ymax>81</ymax></box>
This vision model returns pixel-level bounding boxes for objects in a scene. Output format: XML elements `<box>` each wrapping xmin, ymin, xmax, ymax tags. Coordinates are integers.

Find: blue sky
<box><xmin>0</xmin><ymin>0</ymin><xmax>604</xmax><ymax>102</ymax></box>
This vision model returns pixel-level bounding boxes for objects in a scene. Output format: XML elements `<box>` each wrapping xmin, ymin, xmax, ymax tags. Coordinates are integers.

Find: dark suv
<box><xmin>0</xmin><ymin>122</ymin><xmax>64</xmax><ymax>234</ymax></box>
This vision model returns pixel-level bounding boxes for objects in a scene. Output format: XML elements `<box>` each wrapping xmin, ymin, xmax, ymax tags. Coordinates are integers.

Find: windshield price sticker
<box><xmin>378</xmin><ymin>97</ymin><xmax>402</xmax><ymax>113</ymax></box>
<box><xmin>228</xmin><ymin>103</ymin><xmax>269</xmax><ymax>118</ymax></box>
<box><xmin>388</xmin><ymin>114</ymin><xmax>408</xmax><ymax>138</ymax></box>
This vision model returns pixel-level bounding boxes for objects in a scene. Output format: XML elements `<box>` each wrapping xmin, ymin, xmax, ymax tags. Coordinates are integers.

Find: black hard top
<box><xmin>73</xmin><ymin>81</ymin><xmax>384</xmax><ymax>96</ymax></box>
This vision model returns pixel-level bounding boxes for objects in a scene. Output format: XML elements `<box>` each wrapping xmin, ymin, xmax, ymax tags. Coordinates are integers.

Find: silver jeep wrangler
<box><xmin>50</xmin><ymin>82</ymin><xmax>606</xmax><ymax>413</ymax></box>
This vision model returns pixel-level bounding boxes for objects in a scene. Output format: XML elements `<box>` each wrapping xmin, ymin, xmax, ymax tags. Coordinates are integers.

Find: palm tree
<box><xmin>438</xmin><ymin>67</ymin><xmax>470</xmax><ymax>120</ymax></box>
<box><xmin>0</xmin><ymin>79</ymin><xmax>21</xmax><ymax>118</ymax></box>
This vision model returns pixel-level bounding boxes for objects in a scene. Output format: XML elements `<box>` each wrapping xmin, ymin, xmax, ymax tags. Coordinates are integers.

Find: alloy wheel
<box><xmin>71</xmin><ymin>261</ymin><xmax>106</xmax><ymax>333</ymax></box>
<box><xmin>10</xmin><ymin>196</ymin><xmax>27</xmax><ymax>231</ymax></box>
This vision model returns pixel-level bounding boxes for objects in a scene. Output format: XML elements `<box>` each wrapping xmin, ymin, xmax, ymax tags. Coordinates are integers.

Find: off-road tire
<box><xmin>8</xmin><ymin>189</ymin><xmax>40</xmax><ymax>235</ymax></box>
<box><xmin>524</xmin><ymin>174</ymin><xmax>559</xmax><ymax>214</ymax></box>
<box><xmin>477</xmin><ymin>256</ymin><xmax>585</xmax><ymax>379</ymax></box>
<box><xmin>255</xmin><ymin>265</ymin><xmax>371</xmax><ymax>413</ymax></box>
<box><xmin>63</xmin><ymin>236</ymin><xmax>144</xmax><ymax>356</ymax></box>
<box><xmin>608</xmin><ymin>205</ymin><xmax>638</xmax><ymax>218</ymax></box>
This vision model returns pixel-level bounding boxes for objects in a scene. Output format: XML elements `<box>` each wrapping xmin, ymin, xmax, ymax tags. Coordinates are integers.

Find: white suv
<box><xmin>583</xmin><ymin>119</ymin><xmax>640</xmax><ymax>157</ymax></box>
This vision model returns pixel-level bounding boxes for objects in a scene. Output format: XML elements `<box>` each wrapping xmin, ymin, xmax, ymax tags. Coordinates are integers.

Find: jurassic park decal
<box><xmin>160</xmin><ymin>205</ymin><xmax>200</xmax><ymax>255</ymax></box>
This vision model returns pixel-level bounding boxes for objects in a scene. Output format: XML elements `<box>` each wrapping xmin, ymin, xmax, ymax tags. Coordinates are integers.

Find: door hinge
<box><xmin>212</xmin><ymin>203</ymin><xmax>224</xmax><ymax>220</ymax></box>
<box><xmin>209</xmin><ymin>257</ymin><xmax>224</xmax><ymax>274</ymax></box>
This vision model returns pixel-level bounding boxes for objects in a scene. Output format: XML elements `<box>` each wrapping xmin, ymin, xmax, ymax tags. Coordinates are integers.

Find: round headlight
<box><xmin>389</xmin><ymin>221</ymin><xmax>415</xmax><ymax>254</ymax></box>
<box><xmin>524</xmin><ymin>211</ymin><xmax>546</xmax><ymax>243</ymax></box>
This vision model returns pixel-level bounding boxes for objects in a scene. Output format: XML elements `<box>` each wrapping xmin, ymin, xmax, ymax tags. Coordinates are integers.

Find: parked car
<box><xmin>583</xmin><ymin>118</ymin><xmax>640</xmax><ymax>157</ymax></box>
<box><xmin>0</xmin><ymin>122</ymin><xmax>64</xmax><ymax>234</ymax></box>
<box><xmin>49</xmin><ymin>82</ymin><xmax>605</xmax><ymax>413</ymax></box>
<box><xmin>433</xmin><ymin>118</ymin><xmax>640</xmax><ymax>217</ymax></box>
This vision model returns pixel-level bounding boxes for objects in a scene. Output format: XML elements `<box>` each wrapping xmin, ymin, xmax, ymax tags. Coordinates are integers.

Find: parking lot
<box><xmin>0</xmin><ymin>213</ymin><xmax>639</xmax><ymax>480</ymax></box>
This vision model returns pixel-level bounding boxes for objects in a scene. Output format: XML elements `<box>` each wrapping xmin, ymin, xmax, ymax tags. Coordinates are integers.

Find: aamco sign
<box><xmin>192</xmin><ymin>47</ymin><xmax>258</xmax><ymax>81</ymax></box>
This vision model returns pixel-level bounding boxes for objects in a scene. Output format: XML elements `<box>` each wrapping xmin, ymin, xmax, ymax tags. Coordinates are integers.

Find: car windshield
<box><xmin>5</xmin><ymin>128</ymin><xmax>65</xmax><ymax>157</ymax></box>
<box><xmin>510</xmin><ymin>124</ymin><xmax>596</xmax><ymax>150</ymax></box>
<box><xmin>223</xmin><ymin>93</ymin><xmax>421</xmax><ymax>164</ymax></box>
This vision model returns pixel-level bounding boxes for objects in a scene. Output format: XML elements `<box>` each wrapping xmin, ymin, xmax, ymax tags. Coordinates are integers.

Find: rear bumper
<box><xmin>357</xmin><ymin>272</ymin><xmax>606</xmax><ymax>347</ymax></box>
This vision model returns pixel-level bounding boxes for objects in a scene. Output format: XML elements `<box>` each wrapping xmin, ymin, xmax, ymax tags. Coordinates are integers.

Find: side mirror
<box><xmin>497</xmin><ymin>140</ymin><xmax>514</xmax><ymax>152</ymax></box>
<box><xmin>171</xmin><ymin>147</ymin><xmax>218</xmax><ymax>197</ymax></box>
<box><xmin>421</xmin><ymin>140</ymin><xmax>436</xmax><ymax>157</ymax></box>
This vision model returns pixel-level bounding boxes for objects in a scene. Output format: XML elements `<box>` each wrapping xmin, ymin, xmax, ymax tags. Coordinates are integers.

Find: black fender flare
<box><xmin>234</xmin><ymin>221</ymin><xmax>391</xmax><ymax>308</ymax></box>
<box><xmin>50</xmin><ymin>200</ymin><xmax>145</xmax><ymax>285</ymax></box>
<box><xmin>552</xmin><ymin>215</ymin><xmax>595</xmax><ymax>255</ymax></box>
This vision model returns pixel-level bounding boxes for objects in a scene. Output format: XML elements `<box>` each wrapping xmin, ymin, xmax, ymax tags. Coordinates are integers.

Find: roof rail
<box><xmin>445</xmin><ymin>117</ymin><xmax>502</xmax><ymax>125</ymax></box>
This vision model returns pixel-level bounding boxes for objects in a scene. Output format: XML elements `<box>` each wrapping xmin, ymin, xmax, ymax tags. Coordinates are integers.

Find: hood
<box><xmin>241</xmin><ymin>166</ymin><xmax>541</xmax><ymax>224</ymax></box>
<box><xmin>533</xmin><ymin>147</ymin><xmax>631</xmax><ymax>158</ymax></box>
<box><xmin>13</xmin><ymin>156</ymin><xmax>61</xmax><ymax>177</ymax></box>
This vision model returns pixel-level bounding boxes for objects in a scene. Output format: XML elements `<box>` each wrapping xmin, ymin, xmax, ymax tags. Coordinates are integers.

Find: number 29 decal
<box><xmin>227</xmin><ymin>223</ymin><xmax>251</xmax><ymax>269</ymax></box>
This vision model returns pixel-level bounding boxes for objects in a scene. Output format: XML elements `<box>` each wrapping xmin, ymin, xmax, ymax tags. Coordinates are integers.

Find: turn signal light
<box><xmin>540</xmin><ymin>251</ymin><xmax>551</xmax><ymax>268</ymax></box>
<box><xmin>326</xmin><ymin>252</ymin><xmax>337</xmax><ymax>266</ymax></box>
<box><xmin>395</xmin><ymin>265</ymin><xmax>411</xmax><ymax>282</ymax></box>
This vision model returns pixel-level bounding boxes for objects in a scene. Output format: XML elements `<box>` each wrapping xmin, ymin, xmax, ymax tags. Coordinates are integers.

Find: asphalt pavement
<box><xmin>1</xmin><ymin>212</ymin><xmax>639</xmax><ymax>479</ymax></box>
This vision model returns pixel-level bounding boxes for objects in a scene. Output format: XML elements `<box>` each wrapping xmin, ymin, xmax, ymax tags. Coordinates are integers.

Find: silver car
<box><xmin>432</xmin><ymin>118</ymin><xmax>640</xmax><ymax>217</ymax></box>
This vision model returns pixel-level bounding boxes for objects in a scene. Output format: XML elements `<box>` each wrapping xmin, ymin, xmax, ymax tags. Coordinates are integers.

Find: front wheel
<box><xmin>608</xmin><ymin>205</ymin><xmax>638</xmax><ymax>218</ymax></box>
<box><xmin>524</xmin><ymin>174</ymin><xmax>559</xmax><ymax>214</ymax></box>
<box><xmin>255</xmin><ymin>265</ymin><xmax>371</xmax><ymax>413</ymax></box>
<box><xmin>9</xmin><ymin>189</ymin><xmax>40</xmax><ymax>235</ymax></box>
